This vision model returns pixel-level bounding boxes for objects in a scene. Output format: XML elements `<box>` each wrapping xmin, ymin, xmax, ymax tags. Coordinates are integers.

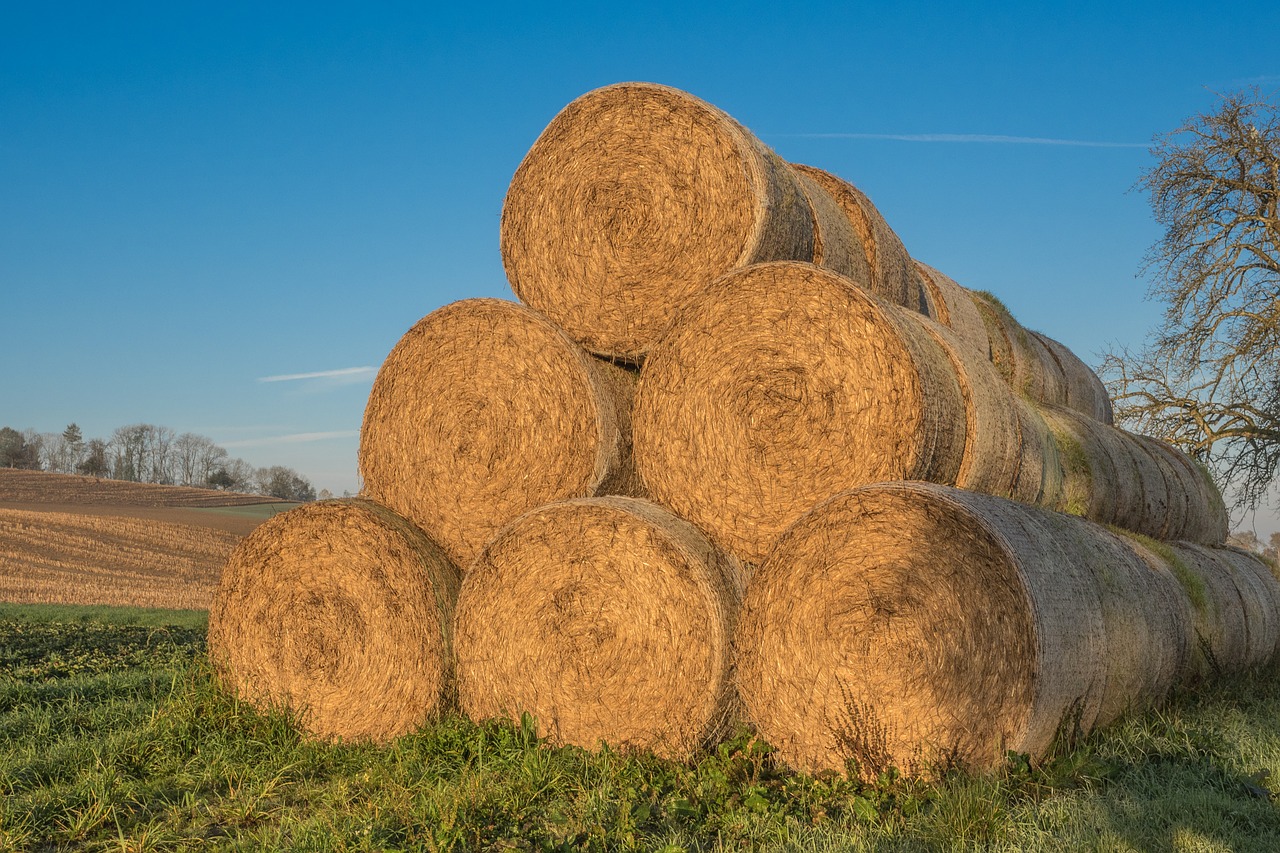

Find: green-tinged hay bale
<box><xmin>790</xmin><ymin>164</ymin><xmax>921</xmax><ymax>310</ymax></box>
<box><xmin>1032</xmin><ymin>331</ymin><xmax>1114</xmax><ymax>425</ymax></box>
<box><xmin>972</xmin><ymin>294</ymin><xmax>1072</xmax><ymax>406</ymax></box>
<box><xmin>1215</xmin><ymin>546</ymin><xmax>1280</xmax><ymax>666</ymax></box>
<box><xmin>1040</xmin><ymin>406</ymin><xmax>1207</xmax><ymax>541</ymax></box>
<box><xmin>454</xmin><ymin>496</ymin><xmax>743</xmax><ymax>760</ymax></box>
<box><xmin>1165</xmin><ymin>542</ymin><xmax>1267</xmax><ymax>677</ymax></box>
<box><xmin>207</xmin><ymin>499</ymin><xmax>460</xmax><ymax>743</ymax></box>
<box><xmin>358</xmin><ymin>298</ymin><xmax>640</xmax><ymax>569</ymax></box>
<box><xmin>634</xmin><ymin>261</ymin><xmax>967</xmax><ymax>565</ymax></box>
<box><xmin>794</xmin><ymin>168</ymin><xmax>872</xmax><ymax>284</ymax></box>
<box><xmin>735</xmin><ymin>483</ymin><xmax>1187</xmax><ymax>776</ymax></box>
<box><xmin>907</xmin><ymin>311</ymin><xmax>1023</xmax><ymax>498</ymax></box>
<box><xmin>500</xmin><ymin>82</ymin><xmax>814</xmax><ymax>360</ymax></box>
<box><xmin>1010</xmin><ymin>398</ymin><xmax>1064</xmax><ymax>506</ymax></box>
<box><xmin>913</xmin><ymin>262</ymin><xmax>990</xmax><ymax>356</ymax></box>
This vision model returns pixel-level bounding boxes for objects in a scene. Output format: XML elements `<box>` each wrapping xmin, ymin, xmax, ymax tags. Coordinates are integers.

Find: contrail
<box><xmin>258</xmin><ymin>366</ymin><xmax>377</xmax><ymax>383</ymax></box>
<box><xmin>775</xmin><ymin>132</ymin><xmax>1147</xmax><ymax>148</ymax></box>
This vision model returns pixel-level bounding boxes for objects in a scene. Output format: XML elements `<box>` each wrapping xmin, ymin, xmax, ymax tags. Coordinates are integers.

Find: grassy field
<box><xmin>3</xmin><ymin>604</ymin><xmax>1280</xmax><ymax>851</ymax></box>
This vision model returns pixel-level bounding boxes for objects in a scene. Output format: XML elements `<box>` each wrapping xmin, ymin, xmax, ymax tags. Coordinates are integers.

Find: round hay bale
<box><xmin>1041</xmin><ymin>405</ymin><xmax>1124</xmax><ymax>523</ymax></box>
<box><xmin>633</xmin><ymin>261</ymin><xmax>967</xmax><ymax>565</ymax></box>
<box><xmin>1214</xmin><ymin>546</ymin><xmax>1280</xmax><ymax>667</ymax></box>
<box><xmin>1165</xmin><ymin>542</ymin><xmax>1260</xmax><ymax>677</ymax></box>
<box><xmin>913</xmin><ymin>262</ymin><xmax>990</xmax><ymax>355</ymax></box>
<box><xmin>207</xmin><ymin>499</ymin><xmax>460</xmax><ymax>743</ymax></box>
<box><xmin>794</xmin><ymin>168</ymin><xmax>871</xmax><ymax>284</ymax></box>
<box><xmin>1129</xmin><ymin>434</ymin><xmax>1192</xmax><ymax>541</ymax></box>
<box><xmin>1129</xmin><ymin>435</ymin><xmax>1227</xmax><ymax>545</ymax></box>
<box><xmin>907</xmin><ymin>311</ymin><xmax>1023</xmax><ymax>498</ymax></box>
<box><xmin>1032</xmin><ymin>332</ymin><xmax>1114</xmax><ymax>425</ymax></box>
<box><xmin>1010</xmin><ymin>399</ymin><xmax>1064</xmax><ymax>506</ymax></box>
<box><xmin>358</xmin><ymin>298</ymin><xmax>640</xmax><ymax>569</ymax></box>
<box><xmin>735</xmin><ymin>482</ymin><xmax>1131</xmax><ymax>776</ymax></box>
<box><xmin>790</xmin><ymin>164</ymin><xmax>921</xmax><ymax>310</ymax></box>
<box><xmin>500</xmin><ymin>82</ymin><xmax>814</xmax><ymax>360</ymax></box>
<box><xmin>454</xmin><ymin>496</ymin><xmax>743</xmax><ymax>759</ymax></box>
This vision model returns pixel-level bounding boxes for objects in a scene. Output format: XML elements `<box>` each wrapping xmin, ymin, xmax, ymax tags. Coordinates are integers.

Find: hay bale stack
<box><xmin>500</xmin><ymin>81</ymin><xmax>814</xmax><ymax>360</ymax></box>
<box><xmin>914</xmin><ymin>262</ymin><xmax>991</xmax><ymax>356</ymax></box>
<box><xmin>358</xmin><ymin>298</ymin><xmax>640</xmax><ymax>569</ymax></box>
<box><xmin>793</xmin><ymin>169</ymin><xmax>872</xmax><ymax>284</ymax></box>
<box><xmin>633</xmin><ymin>261</ymin><xmax>967</xmax><ymax>565</ymax></box>
<box><xmin>734</xmin><ymin>482</ymin><xmax>1190</xmax><ymax>776</ymax></box>
<box><xmin>208</xmin><ymin>499</ymin><xmax>460</xmax><ymax>743</ymax></box>
<box><xmin>454</xmin><ymin>496</ymin><xmax>742</xmax><ymax>759</ymax></box>
<box><xmin>791</xmin><ymin>164</ymin><xmax>924</xmax><ymax>311</ymax></box>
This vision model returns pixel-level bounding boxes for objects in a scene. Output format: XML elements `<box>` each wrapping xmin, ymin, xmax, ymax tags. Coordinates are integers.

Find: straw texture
<box><xmin>454</xmin><ymin>496</ymin><xmax>742</xmax><ymax>759</ymax></box>
<box><xmin>208</xmin><ymin>499</ymin><xmax>460</xmax><ymax>743</ymax></box>
<box><xmin>1033</xmin><ymin>332</ymin><xmax>1114</xmax><ymax>425</ymax></box>
<box><xmin>735</xmin><ymin>482</ymin><xmax>1126</xmax><ymax>775</ymax></box>
<box><xmin>790</xmin><ymin>164</ymin><xmax>923</xmax><ymax>311</ymax></box>
<box><xmin>358</xmin><ymin>298</ymin><xmax>640</xmax><ymax>569</ymax></box>
<box><xmin>633</xmin><ymin>261</ymin><xmax>966</xmax><ymax>565</ymax></box>
<box><xmin>500</xmin><ymin>82</ymin><xmax>814</xmax><ymax>359</ymax></box>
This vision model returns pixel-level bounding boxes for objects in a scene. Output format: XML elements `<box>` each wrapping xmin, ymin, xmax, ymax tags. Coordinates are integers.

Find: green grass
<box><xmin>3</xmin><ymin>608</ymin><xmax>1280</xmax><ymax>851</ymax></box>
<box><xmin>0</xmin><ymin>602</ymin><xmax>207</xmax><ymax>630</ymax></box>
<box><xmin>188</xmin><ymin>502</ymin><xmax>298</xmax><ymax>521</ymax></box>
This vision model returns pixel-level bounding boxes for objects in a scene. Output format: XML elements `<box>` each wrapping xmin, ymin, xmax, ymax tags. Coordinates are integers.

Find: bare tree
<box><xmin>1103</xmin><ymin>86</ymin><xmax>1280</xmax><ymax>514</ymax></box>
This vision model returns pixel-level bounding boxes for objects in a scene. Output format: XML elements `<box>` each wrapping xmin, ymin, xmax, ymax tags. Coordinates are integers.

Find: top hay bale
<box><xmin>500</xmin><ymin>82</ymin><xmax>815</xmax><ymax>360</ymax></box>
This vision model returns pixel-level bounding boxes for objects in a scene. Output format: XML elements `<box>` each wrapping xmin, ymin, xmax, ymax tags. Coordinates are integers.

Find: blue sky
<box><xmin>2</xmin><ymin>2</ymin><xmax>1277</xmax><ymax>533</ymax></box>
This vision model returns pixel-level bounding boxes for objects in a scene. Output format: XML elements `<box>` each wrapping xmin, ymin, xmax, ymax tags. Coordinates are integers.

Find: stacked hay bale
<box><xmin>208</xmin><ymin>81</ymin><xmax>1279</xmax><ymax>776</ymax></box>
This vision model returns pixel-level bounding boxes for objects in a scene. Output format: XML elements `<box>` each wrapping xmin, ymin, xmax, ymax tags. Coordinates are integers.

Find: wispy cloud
<box><xmin>258</xmin><ymin>366</ymin><xmax>377</xmax><ymax>383</ymax></box>
<box><xmin>220</xmin><ymin>430</ymin><xmax>359</xmax><ymax>449</ymax></box>
<box><xmin>776</xmin><ymin>132</ymin><xmax>1147</xmax><ymax>148</ymax></box>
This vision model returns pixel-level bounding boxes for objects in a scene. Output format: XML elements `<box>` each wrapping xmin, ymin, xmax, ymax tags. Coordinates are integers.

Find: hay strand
<box><xmin>500</xmin><ymin>82</ymin><xmax>814</xmax><ymax>359</ymax></box>
<box><xmin>358</xmin><ymin>298</ymin><xmax>640</xmax><ymax>569</ymax></box>
<box><xmin>633</xmin><ymin>261</ymin><xmax>966</xmax><ymax>565</ymax></box>
<box><xmin>454</xmin><ymin>496</ymin><xmax>742</xmax><ymax>759</ymax></box>
<box><xmin>207</xmin><ymin>499</ymin><xmax>460</xmax><ymax>743</ymax></box>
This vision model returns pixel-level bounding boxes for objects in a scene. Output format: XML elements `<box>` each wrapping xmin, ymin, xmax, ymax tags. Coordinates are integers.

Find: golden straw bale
<box><xmin>1032</xmin><ymin>332</ymin><xmax>1114</xmax><ymax>425</ymax></box>
<box><xmin>735</xmin><ymin>483</ymin><xmax>1187</xmax><ymax>776</ymax></box>
<box><xmin>208</xmin><ymin>499</ymin><xmax>460</xmax><ymax>743</ymax></box>
<box><xmin>633</xmin><ymin>261</ymin><xmax>966</xmax><ymax>565</ymax></box>
<box><xmin>790</xmin><ymin>164</ymin><xmax>922</xmax><ymax>311</ymax></box>
<box><xmin>793</xmin><ymin>168</ymin><xmax>871</xmax><ymax>284</ymax></box>
<box><xmin>913</xmin><ymin>262</ymin><xmax>991</xmax><ymax>357</ymax></box>
<box><xmin>454</xmin><ymin>496</ymin><xmax>743</xmax><ymax>760</ymax></box>
<box><xmin>358</xmin><ymin>298</ymin><xmax>640</xmax><ymax>569</ymax></box>
<box><xmin>500</xmin><ymin>82</ymin><xmax>814</xmax><ymax>360</ymax></box>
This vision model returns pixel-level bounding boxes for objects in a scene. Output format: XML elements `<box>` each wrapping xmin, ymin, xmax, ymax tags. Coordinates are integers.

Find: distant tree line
<box><xmin>0</xmin><ymin>423</ymin><xmax>317</xmax><ymax>502</ymax></box>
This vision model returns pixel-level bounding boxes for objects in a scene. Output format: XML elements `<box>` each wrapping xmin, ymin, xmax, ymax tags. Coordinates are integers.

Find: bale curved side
<box><xmin>794</xmin><ymin>169</ymin><xmax>871</xmax><ymax>284</ymax></box>
<box><xmin>1166</xmin><ymin>542</ymin><xmax>1260</xmax><ymax>677</ymax></box>
<box><xmin>913</xmin><ymin>262</ymin><xmax>990</xmax><ymax>356</ymax></box>
<box><xmin>735</xmin><ymin>482</ymin><xmax>1117</xmax><ymax>776</ymax></box>
<box><xmin>790</xmin><ymin>164</ymin><xmax>921</xmax><ymax>310</ymax></box>
<box><xmin>907</xmin><ymin>311</ymin><xmax>1023</xmax><ymax>498</ymax></box>
<box><xmin>500</xmin><ymin>82</ymin><xmax>814</xmax><ymax>359</ymax></box>
<box><xmin>633</xmin><ymin>261</ymin><xmax>966</xmax><ymax>565</ymax></box>
<box><xmin>358</xmin><ymin>298</ymin><xmax>639</xmax><ymax>569</ymax></box>
<box><xmin>454</xmin><ymin>496</ymin><xmax>742</xmax><ymax>760</ymax></box>
<box><xmin>207</xmin><ymin>499</ymin><xmax>460</xmax><ymax>743</ymax></box>
<box><xmin>1033</xmin><ymin>332</ymin><xmax>1114</xmax><ymax>425</ymax></box>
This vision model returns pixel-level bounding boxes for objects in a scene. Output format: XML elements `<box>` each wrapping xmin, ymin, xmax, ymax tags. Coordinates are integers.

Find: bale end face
<box><xmin>207</xmin><ymin>499</ymin><xmax>460</xmax><ymax>743</ymax></box>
